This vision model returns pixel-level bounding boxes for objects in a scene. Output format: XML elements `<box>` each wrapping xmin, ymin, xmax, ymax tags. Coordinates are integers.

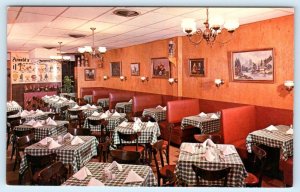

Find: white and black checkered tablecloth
<box><xmin>14</xmin><ymin>120</ymin><xmax>69</xmax><ymax>141</ymax></box>
<box><xmin>84</xmin><ymin>113</ymin><xmax>127</xmax><ymax>132</ymax></box>
<box><xmin>112</xmin><ymin>122</ymin><xmax>161</xmax><ymax>146</ymax></box>
<box><xmin>68</xmin><ymin>106</ymin><xmax>103</xmax><ymax>118</ymax></box>
<box><xmin>8</xmin><ymin>112</ymin><xmax>54</xmax><ymax>123</ymax></box>
<box><xmin>19</xmin><ymin>136</ymin><xmax>98</xmax><ymax>175</ymax></box>
<box><xmin>115</xmin><ymin>102</ymin><xmax>132</xmax><ymax>113</ymax></box>
<box><xmin>51</xmin><ymin>101</ymin><xmax>77</xmax><ymax>112</ymax></box>
<box><xmin>97</xmin><ymin>98</ymin><xmax>109</xmax><ymax>108</ymax></box>
<box><xmin>7</xmin><ymin>106</ymin><xmax>23</xmax><ymax>112</ymax></box>
<box><xmin>83</xmin><ymin>95</ymin><xmax>93</xmax><ymax>103</ymax></box>
<box><xmin>181</xmin><ymin>114</ymin><xmax>221</xmax><ymax>133</ymax></box>
<box><xmin>246</xmin><ymin>125</ymin><xmax>293</xmax><ymax>160</ymax></box>
<box><xmin>142</xmin><ymin>108</ymin><xmax>166</xmax><ymax>122</ymax></box>
<box><xmin>62</xmin><ymin>162</ymin><xmax>157</xmax><ymax>186</ymax></box>
<box><xmin>175</xmin><ymin>143</ymin><xmax>247</xmax><ymax>187</ymax></box>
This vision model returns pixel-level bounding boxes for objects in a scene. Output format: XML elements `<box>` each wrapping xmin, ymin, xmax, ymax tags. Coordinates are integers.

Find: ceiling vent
<box><xmin>69</xmin><ymin>34</ymin><xmax>86</xmax><ymax>38</ymax></box>
<box><xmin>113</xmin><ymin>9</ymin><xmax>140</xmax><ymax>17</ymax></box>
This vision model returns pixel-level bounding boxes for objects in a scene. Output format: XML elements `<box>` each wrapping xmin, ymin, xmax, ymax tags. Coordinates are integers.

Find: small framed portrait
<box><xmin>110</xmin><ymin>61</ymin><xmax>122</xmax><ymax>77</ymax></box>
<box><xmin>130</xmin><ymin>63</ymin><xmax>140</xmax><ymax>76</ymax></box>
<box><xmin>151</xmin><ymin>58</ymin><xmax>170</xmax><ymax>79</ymax></box>
<box><xmin>189</xmin><ymin>58</ymin><xmax>205</xmax><ymax>77</ymax></box>
<box><xmin>84</xmin><ymin>68</ymin><xmax>96</xmax><ymax>81</ymax></box>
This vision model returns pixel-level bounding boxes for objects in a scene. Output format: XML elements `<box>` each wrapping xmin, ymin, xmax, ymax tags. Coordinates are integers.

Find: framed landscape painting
<box><xmin>230</xmin><ymin>48</ymin><xmax>274</xmax><ymax>83</ymax></box>
<box><xmin>110</xmin><ymin>61</ymin><xmax>121</xmax><ymax>77</ymax></box>
<box><xmin>151</xmin><ymin>58</ymin><xmax>170</xmax><ymax>79</ymax></box>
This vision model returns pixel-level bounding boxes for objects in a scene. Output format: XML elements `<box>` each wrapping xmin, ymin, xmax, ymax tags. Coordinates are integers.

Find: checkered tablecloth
<box><xmin>7</xmin><ymin>106</ymin><xmax>23</xmax><ymax>112</ymax></box>
<box><xmin>175</xmin><ymin>143</ymin><xmax>247</xmax><ymax>187</ymax></box>
<box><xmin>8</xmin><ymin>112</ymin><xmax>54</xmax><ymax>123</ymax></box>
<box><xmin>246</xmin><ymin>125</ymin><xmax>293</xmax><ymax>161</ymax></box>
<box><xmin>62</xmin><ymin>162</ymin><xmax>157</xmax><ymax>186</ymax></box>
<box><xmin>83</xmin><ymin>95</ymin><xmax>93</xmax><ymax>103</ymax></box>
<box><xmin>181</xmin><ymin>113</ymin><xmax>221</xmax><ymax>133</ymax></box>
<box><xmin>19</xmin><ymin>136</ymin><xmax>98</xmax><ymax>175</ymax></box>
<box><xmin>84</xmin><ymin>113</ymin><xmax>127</xmax><ymax>132</ymax></box>
<box><xmin>51</xmin><ymin>101</ymin><xmax>77</xmax><ymax>112</ymax></box>
<box><xmin>115</xmin><ymin>102</ymin><xmax>132</xmax><ymax>113</ymax></box>
<box><xmin>112</xmin><ymin>122</ymin><xmax>161</xmax><ymax>146</ymax></box>
<box><xmin>68</xmin><ymin>106</ymin><xmax>103</xmax><ymax>117</ymax></box>
<box><xmin>14</xmin><ymin>120</ymin><xmax>69</xmax><ymax>141</ymax></box>
<box><xmin>142</xmin><ymin>108</ymin><xmax>166</xmax><ymax>122</ymax></box>
<box><xmin>97</xmin><ymin>98</ymin><xmax>109</xmax><ymax>108</ymax></box>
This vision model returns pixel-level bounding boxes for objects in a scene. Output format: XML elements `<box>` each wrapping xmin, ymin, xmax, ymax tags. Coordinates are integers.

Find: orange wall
<box><xmin>76</xmin><ymin>15</ymin><xmax>294</xmax><ymax>110</ymax></box>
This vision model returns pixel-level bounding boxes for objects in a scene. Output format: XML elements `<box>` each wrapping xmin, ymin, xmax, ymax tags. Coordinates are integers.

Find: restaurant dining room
<box><xmin>4</xmin><ymin>5</ymin><xmax>296</xmax><ymax>190</ymax></box>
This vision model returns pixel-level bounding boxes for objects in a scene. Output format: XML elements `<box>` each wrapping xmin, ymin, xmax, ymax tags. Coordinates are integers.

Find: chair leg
<box><xmin>13</xmin><ymin>155</ymin><xmax>19</xmax><ymax>171</ymax></box>
<box><xmin>7</xmin><ymin>132</ymin><xmax>10</xmax><ymax>150</ymax></box>
<box><xmin>11</xmin><ymin>137</ymin><xmax>16</xmax><ymax>160</ymax></box>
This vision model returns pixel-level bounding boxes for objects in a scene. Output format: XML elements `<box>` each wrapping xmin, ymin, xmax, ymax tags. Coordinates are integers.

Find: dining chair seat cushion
<box><xmin>122</xmin><ymin>145</ymin><xmax>145</xmax><ymax>153</ymax></box>
<box><xmin>160</xmin><ymin>165</ymin><xmax>176</xmax><ymax>178</ymax></box>
<box><xmin>244</xmin><ymin>173</ymin><xmax>259</xmax><ymax>186</ymax></box>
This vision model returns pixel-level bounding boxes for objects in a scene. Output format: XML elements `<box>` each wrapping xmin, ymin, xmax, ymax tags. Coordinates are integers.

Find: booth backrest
<box><xmin>109</xmin><ymin>92</ymin><xmax>135</xmax><ymax>109</ymax></box>
<box><xmin>92</xmin><ymin>89</ymin><xmax>115</xmax><ymax>103</ymax></box>
<box><xmin>132</xmin><ymin>94</ymin><xmax>163</xmax><ymax>116</ymax></box>
<box><xmin>221</xmin><ymin>105</ymin><xmax>256</xmax><ymax>144</ymax></box>
<box><xmin>167</xmin><ymin>99</ymin><xmax>200</xmax><ymax>124</ymax></box>
<box><xmin>80</xmin><ymin>87</ymin><xmax>101</xmax><ymax>98</ymax></box>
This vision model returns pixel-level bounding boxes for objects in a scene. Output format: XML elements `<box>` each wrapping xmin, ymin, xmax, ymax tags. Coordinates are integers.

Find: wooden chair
<box><xmin>151</xmin><ymin>140</ymin><xmax>176</xmax><ymax>186</ymax></box>
<box><xmin>140</xmin><ymin>115</ymin><xmax>156</xmax><ymax>122</ymax></box>
<box><xmin>244</xmin><ymin>145</ymin><xmax>267</xmax><ymax>187</ymax></box>
<box><xmin>162</xmin><ymin>169</ymin><xmax>177</xmax><ymax>187</ymax></box>
<box><xmin>14</xmin><ymin>133</ymin><xmax>35</xmax><ymax>172</ymax></box>
<box><xmin>193</xmin><ymin>133</ymin><xmax>222</xmax><ymax>144</ymax></box>
<box><xmin>7</xmin><ymin>116</ymin><xmax>23</xmax><ymax>150</ymax></box>
<box><xmin>67</xmin><ymin>109</ymin><xmax>84</xmax><ymax>128</ymax></box>
<box><xmin>76</xmin><ymin>98</ymin><xmax>87</xmax><ymax>106</ymax></box>
<box><xmin>160</xmin><ymin>124</ymin><xmax>173</xmax><ymax>165</ymax></box>
<box><xmin>192</xmin><ymin>164</ymin><xmax>231</xmax><ymax>187</ymax></box>
<box><xmin>7</xmin><ymin>109</ymin><xmax>19</xmax><ymax>117</ymax></box>
<box><xmin>59</xmin><ymin>105</ymin><xmax>69</xmax><ymax>120</ymax></box>
<box><xmin>67</xmin><ymin>127</ymin><xmax>91</xmax><ymax>136</ymax></box>
<box><xmin>35</xmin><ymin>161</ymin><xmax>68</xmax><ymax>185</ymax></box>
<box><xmin>110</xmin><ymin>149</ymin><xmax>141</xmax><ymax>164</ymax></box>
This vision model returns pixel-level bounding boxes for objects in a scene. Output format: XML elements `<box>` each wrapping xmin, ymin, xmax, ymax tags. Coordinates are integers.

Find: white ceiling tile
<box><xmin>75</xmin><ymin>20</ymin><xmax>115</xmax><ymax>32</ymax></box>
<box><xmin>61</xmin><ymin>7</ymin><xmax>114</xmax><ymax>20</ymax></box>
<box><xmin>47</xmin><ymin>16</ymin><xmax>88</xmax><ymax>30</ymax></box>
<box><xmin>102</xmin><ymin>24</ymin><xmax>140</xmax><ymax>35</ymax></box>
<box><xmin>7</xmin><ymin>6</ymin><xmax>21</xmax><ymax>12</ymax></box>
<box><xmin>147</xmin><ymin>16</ymin><xmax>186</xmax><ymax>29</ymax></box>
<box><xmin>121</xmin><ymin>12</ymin><xmax>176</xmax><ymax>27</ymax></box>
<box><xmin>94</xmin><ymin>10</ymin><xmax>135</xmax><ymax>24</ymax></box>
<box><xmin>153</xmin><ymin>7</ymin><xmax>202</xmax><ymax>16</ymax></box>
<box><xmin>21</xmin><ymin>6</ymin><xmax>68</xmax><ymax>16</ymax></box>
<box><xmin>7</xmin><ymin>10</ymin><xmax>19</xmax><ymax>24</ymax></box>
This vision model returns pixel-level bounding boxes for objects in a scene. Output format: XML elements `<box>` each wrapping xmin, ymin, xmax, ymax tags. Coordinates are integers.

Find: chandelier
<box><xmin>78</xmin><ymin>27</ymin><xmax>107</xmax><ymax>68</ymax></box>
<box><xmin>50</xmin><ymin>42</ymin><xmax>71</xmax><ymax>61</ymax></box>
<box><xmin>181</xmin><ymin>8</ymin><xmax>239</xmax><ymax>45</ymax></box>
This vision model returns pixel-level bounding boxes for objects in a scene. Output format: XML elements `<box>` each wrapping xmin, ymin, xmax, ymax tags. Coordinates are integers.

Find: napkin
<box><xmin>63</xmin><ymin>133</ymin><xmax>74</xmax><ymax>140</ymax></box>
<box><xmin>12</xmin><ymin>101</ymin><xmax>19</xmax><ymax>107</ymax></box>
<box><xmin>210</xmin><ymin>113</ymin><xmax>219</xmax><ymax>119</ymax></box>
<box><xmin>46</xmin><ymin>117</ymin><xmax>57</xmax><ymax>125</ymax></box>
<box><xmin>20</xmin><ymin>110</ymin><xmax>30</xmax><ymax>117</ymax></box>
<box><xmin>134</xmin><ymin>118</ymin><xmax>142</xmax><ymax>124</ymax></box>
<box><xmin>119</xmin><ymin>121</ymin><xmax>128</xmax><ymax>127</ymax></box>
<box><xmin>221</xmin><ymin>145</ymin><xmax>236</xmax><ymax>156</ymax></box>
<box><xmin>133</xmin><ymin>122</ymin><xmax>141</xmax><ymax>131</ymax></box>
<box><xmin>7</xmin><ymin>102</ymin><xmax>12</xmax><ymax>107</ymax></box>
<box><xmin>202</xmin><ymin>139</ymin><xmax>216</xmax><ymax>148</ymax></box>
<box><xmin>32</xmin><ymin>121</ymin><xmax>44</xmax><ymax>128</ymax></box>
<box><xmin>124</xmin><ymin>170</ymin><xmax>144</xmax><ymax>183</ymax></box>
<box><xmin>72</xmin><ymin>104</ymin><xmax>80</xmax><ymax>109</ymax></box>
<box><xmin>48</xmin><ymin>140</ymin><xmax>61</xmax><ymax>149</ymax></box>
<box><xmin>156</xmin><ymin>105</ymin><xmax>163</xmax><ymax>109</ymax></box>
<box><xmin>105</xmin><ymin>110</ymin><xmax>112</xmax><ymax>116</ymax></box>
<box><xmin>162</xmin><ymin>106</ymin><xmax>167</xmax><ymax>111</ymax></box>
<box><xmin>24</xmin><ymin>119</ymin><xmax>36</xmax><ymax>126</ymax></box>
<box><xmin>71</xmin><ymin>136</ymin><xmax>84</xmax><ymax>145</ymax></box>
<box><xmin>38</xmin><ymin>137</ymin><xmax>53</xmax><ymax>145</ymax></box>
<box><xmin>29</xmin><ymin>110</ymin><xmax>36</xmax><ymax>114</ymax></box>
<box><xmin>181</xmin><ymin>144</ymin><xmax>197</xmax><ymax>154</ymax></box>
<box><xmin>204</xmin><ymin>148</ymin><xmax>215</xmax><ymax>162</ymax></box>
<box><xmin>57</xmin><ymin>100</ymin><xmax>63</xmax><ymax>104</ymax></box>
<box><xmin>35</xmin><ymin>109</ymin><xmax>45</xmax><ymax>115</ymax></box>
<box><xmin>108</xmin><ymin>161</ymin><xmax>123</xmax><ymax>171</ymax></box>
<box><xmin>100</xmin><ymin>113</ymin><xmax>108</xmax><ymax>119</ymax></box>
<box><xmin>87</xmin><ymin>178</ymin><xmax>104</xmax><ymax>186</ymax></box>
<box><xmin>199</xmin><ymin>112</ymin><xmax>207</xmax><ymax>117</ymax></box>
<box><xmin>128</xmin><ymin>99</ymin><xmax>132</xmax><ymax>103</ymax></box>
<box><xmin>86</xmin><ymin>104</ymin><xmax>91</xmax><ymax>108</ymax></box>
<box><xmin>265</xmin><ymin>125</ymin><xmax>278</xmax><ymax>131</ymax></box>
<box><xmin>146</xmin><ymin>121</ymin><xmax>155</xmax><ymax>128</ymax></box>
<box><xmin>80</xmin><ymin>106</ymin><xmax>88</xmax><ymax>110</ymax></box>
<box><xmin>90</xmin><ymin>105</ymin><xmax>97</xmax><ymax>109</ymax></box>
<box><xmin>286</xmin><ymin>128</ymin><xmax>293</xmax><ymax>135</ymax></box>
<box><xmin>91</xmin><ymin>111</ymin><xmax>100</xmax><ymax>117</ymax></box>
<box><xmin>112</xmin><ymin>111</ymin><xmax>121</xmax><ymax>117</ymax></box>
<box><xmin>73</xmin><ymin>166</ymin><xmax>92</xmax><ymax>180</ymax></box>
<box><xmin>69</xmin><ymin>99</ymin><xmax>75</xmax><ymax>103</ymax></box>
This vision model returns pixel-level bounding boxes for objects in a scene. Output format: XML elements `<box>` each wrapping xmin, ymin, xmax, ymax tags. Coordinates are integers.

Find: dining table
<box><xmin>142</xmin><ymin>108</ymin><xmax>166</xmax><ymax>122</ymax></box>
<box><xmin>115</xmin><ymin>102</ymin><xmax>132</xmax><ymax>113</ymax></box>
<box><xmin>68</xmin><ymin>105</ymin><xmax>103</xmax><ymax>117</ymax></box>
<box><xmin>8</xmin><ymin>111</ymin><xmax>53</xmax><ymax>123</ymax></box>
<box><xmin>97</xmin><ymin>98</ymin><xmax>109</xmax><ymax>108</ymax></box>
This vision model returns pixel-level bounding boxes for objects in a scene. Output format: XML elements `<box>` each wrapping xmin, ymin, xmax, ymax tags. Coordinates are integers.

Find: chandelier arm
<box><xmin>215</xmin><ymin>31</ymin><xmax>236</xmax><ymax>45</ymax></box>
<box><xmin>187</xmin><ymin>30</ymin><xmax>205</xmax><ymax>46</ymax></box>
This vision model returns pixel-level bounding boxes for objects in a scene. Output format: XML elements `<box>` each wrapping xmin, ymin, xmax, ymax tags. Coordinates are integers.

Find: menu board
<box><xmin>11</xmin><ymin>52</ymin><xmax>62</xmax><ymax>84</ymax></box>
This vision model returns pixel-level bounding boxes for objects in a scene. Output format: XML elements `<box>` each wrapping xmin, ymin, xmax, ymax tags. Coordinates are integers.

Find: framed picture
<box><xmin>110</xmin><ymin>61</ymin><xmax>121</xmax><ymax>77</ymax></box>
<box><xmin>85</xmin><ymin>68</ymin><xmax>96</xmax><ymax>81</ymax></box>
<box><xmin>151</xmin><ymin>58</ymin><xmax>170</xmax><ymax>78</ymax></box>
<box><xmin>130</xmin><ymin>63</ymin><xmax>140</xmax><ymax>76</ymax></box>
<box><xmin>189</xmin><ymin>58</ymin><xmax>205</xmax><ymax>77</ymax></box>
<box><xmin>230</xmin><ymin>48</ymin><xmax>274</xmax><ymax>83</ymax></box>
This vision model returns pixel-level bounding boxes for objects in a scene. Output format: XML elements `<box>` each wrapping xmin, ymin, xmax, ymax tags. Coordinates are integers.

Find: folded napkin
<box><xmin>265</xmin><ymin>125</ymin><xmax>278</xmax><ymax>131</ymax></box>
<box><xmin>124</xmin><ymin>170</ymin><xmax>144</xmax><ymax>183</ymax></box>
<box><xmin>100</xmin><ymin>113</ymin><xmax>108</xmax><ymax>119</ymax></box>
<box><xmin>32</xmin><ymin>121</ymin><xmax>44</xmax><ymax>128</ymax></box>
<box><xmin>21</xmin><ymin>110</ymin><xmax>30</xmax><ymax>117</ymax></box>
<box><xmin>80</xmin><ymin>106</ymin><xmax>88</xmax><ymax>110</ymax></box>
<box><xmin>35</xmin><ymin>109</ymin><xmax>45</xmax><ymax>115</ymax></box>
<box><xmin>48</xmin><ymin>140</ymin><xmax>61</xmax><ymax>149</ymax></box>
<box><xmin>91</xmin><ymin>111</ymin><xmax>100</xmax><ymax>117</ymax></box>
<box><xmin>44</xmin><ymin>95</ymin><xmax>49</xmax><ymax>98</ymax></box>
<box><xmin>156</xmin><ymin>105</ymin><xmax>163</xmax><ymax>109</ymax></box>
<box><xmin>105</xmin><ymin>110</ymin><xmax>111</xmax><ymax>116</ymax></box>
<box><xmin>57</xmin><ymin>100</ymin><xmax>63</xmax><ymax>104</ymax></box>
<box><xmin>119</xmin><ymin>121</ymin><xmax>128</xmax><ymax>127</ymax></box>
<box><xmin>108</xmin><ymin>161</ymin><xmax>123</xmax><ymax>171</ymax></box>
<box><xmin>202</xmin><ymin>138</ymin><xmax>216</xmax><ymax>148</ymax></box>
<box><xmin>87</xmin><ymin>177</ymin><xmax>104</xmax><ymax>186</ymax></box>
<box><xmin>90</xmin><ymin>105</ymin><xmax>97</xmax><ymax>109</ymax></box>
<box><xmin>199</xmin><ymin>112</ymin><xmax>207</xmax><ymax>117</ymax></box>
<box><xmin>221</xmin><ymin>145</ymin><xmax>236</xmax><ymax>156</ymax></box>
<box><xmin>128</xmin><ymin>99</ymin><xmax>132</xmax><ymax>103</ymax></box>
<box><xmin>73</xmin><ymin>104</ymin><xmax>80</xmax><ymax>109</ymax></box>
<box><xmin>69</xmin><ymin>99</ymin><xmax>75</xmax><ymax>103</ymax></box>
<box><xmin>112</xmin><ymin>111</ymin><xmax>121</xmax><ymax>117</ymax></box>
<box><xmin>210</xmin><ymin>113</ymin><xmax>219</xmax><ymax>119</ymax></box>
<box><xmin>146</xmin><ymin>121</ymin><xmax>155</xmax><ymax>128</ymax></box>
<box><xmin>7</xmin><ymin>102</ymin><xmax>12</xmax><ymax>107</ymax></box>
<box><xmin>134</xmin><ymin>118</ymin><xmax>142</xmax><ymax>124</ymax></box>
<box><xmin>71</xmin><ymin>136</ymin><xmax>84</xmax><ymax>145</ymax></box>
<box><xmin>46</xmin><ymin>117</ymin><xmax>57</xmax><ymax>125</ymax></box>
<box><xmin>133</xmin><ymin>122</ymin><xmax>141</xmax><ymax>131</ymax></box>
<box><xmin>39</xmin><ymin>137</ymin><xmax>53</xmax><ymax>145</ymax></box>
<box><xmin>63</xmin><ymin>133</ymin><xmax>74</xmax><ymax>140</ymax></box>
<box><xmin>86</xmin><ymin>104</ymin><xmax>91</xmax><ymax>108</ymax></box>
<box><xmin>162</xmin><ymin>106</ymin><xmax>167</xmax><ymax>111</ymax></box>
<box><xmin>286</xmin><ymin>128</ymin><xmax>293</xmax><ymax>135</ymax></box>
<box><xmin>181</xmin><ymin>144</ymin><xmax>197</xmax><ymax>154</ymax></box>
<box><xmin>204</xmin><ymin>148</ymin><xmax>216</xmax><ymax>162</ymax></box>
<box><xmin>24</xmin><ymin>119</ymin><xmax>36</xmax><ymax>126</ymax></box>
<box><xmin>73</xmin><ymin>166</ymin><xmax>92</xmax><ymax>180</ymax></box>
<box><xmin>29</xmin><ymin>110</ymin><xmax>36</xmax><ymax>114</ymax></box>
<box><xmin>12</xmin><ymin>101</ymin><xmax>19</xmax><ymax>107</ymax></box>
<box><xmin>61</xmin><ymin>97</ymin><xmax>67</xmax><ymax>101</ymax></box>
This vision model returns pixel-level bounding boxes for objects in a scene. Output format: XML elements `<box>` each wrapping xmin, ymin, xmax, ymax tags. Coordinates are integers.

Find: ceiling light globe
<box><xmin>84</xmin><ymin>46</ymin><xmax>93</xmax><ymax>53</ymax></box>
<box><xmin>98</xmin><ymin>47</ymin><xmax>107</xmax><ymax>53</ymax></box>
<box><xmin>224</xmin><ymin>19</ymin><xmax>240</xmax><ymax>32</ymax></box>
<box><xmin>181</xmin><ymin>18</ymin><xmax>197</xmax><ymax>34</ymax></box>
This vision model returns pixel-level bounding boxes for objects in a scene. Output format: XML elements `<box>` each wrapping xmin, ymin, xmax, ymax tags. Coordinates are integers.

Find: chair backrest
<box><xmin>7</xmin><ymin>110</ymin><xmax>19</xmax><ymax>117</ymax></box>
<box><xmin>14</xmin><ymin>128</ymin><xmax>35</xmax><ymax>137</ymax></box>
<box><xmin>68</xmin><ymin>128</ymin><xmax>91</xmax><ymax>136</ymax></box>
<box><xmin>110</xmin><ymin>149</ymin><xmax>141</xmax><ymax>164</ymax></box>
<box><xmin>60</xmin><ymin>105</ymin><xmax>69</xmax><ymax>120</ymax></box>
<box><xmin>88</xmin><ymin>119</ymin><xmax>109</xmax><ymax>142</ymax></box>
<box><xmin>193</xmin><ymin>134</ymin><xmax>222</xmax><ymax>144</ymax></box>
<box><xmin>36</xmin><ymin>161</ymin><xmax>68</xmax><ymax>185</ymax></box>
<box><xmin>68</xmin><ymin>109</ymin><xmax>83</xmax><ymax>116</ymax></box>
<box><xmin>192</xmin><ymin>164</ymin><xmax>231</xmax><ymax>187</ymax></box>
<box><xmin>251</xmin><ymin>145</ymin><xmax>267</xmax><ymax>186</ymax></box>
<box><xmin>162</xmin><ymin>169</ymin><xmax>177</xmax><ymax>187</ymax></box>
<box><xmin>151</xmin><ymin>140</ymin><xmax>168</xmax><ymax>174</ymax></box>
<box><xmin>16</xmin><ymin>133</ymin><xmax>35</xmax><ymax>149</ymax></box>
<box><xmin>26</xmin><ymin>153</ymin><xmax>57</xmax><ymax>175</ymax></box>
<box><xmin>117</xmin><ymin>131</ymin><xmax>140</xmax><ymax>151</ymax></box>
<box><xmin>140</xmin><ymin>115</ymin><xmax>156</xmax><ymax>122</ymax></box>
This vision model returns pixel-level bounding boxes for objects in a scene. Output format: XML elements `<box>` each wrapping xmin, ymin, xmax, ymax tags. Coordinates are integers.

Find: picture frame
<box><xmin>230</xmin><ymin>48</ymin><xmax>274</xmax><ymax>83</ymax></box>
<box><xmin>84</xmin><ymin>68</ymin><xmax>96</xmax><ymax>81</ymax></box>
<box><xmin>110</xmin><ymin>61</ymin><xmax>122</xmax><ymax>77</ymax></box>
<box><xmin>189</xmin><ymin>58</ymin><xmax>205</xmax><ymax>77</ymax></box>
<box><xmin>130</xmin><ymin>63</ymin><xmax>140</xmax><ymax>76</ymax></box>
<box><xmin>151</xmin><ymin>58</ymin><xmax>170</xmax><ymax>79</ymax></box>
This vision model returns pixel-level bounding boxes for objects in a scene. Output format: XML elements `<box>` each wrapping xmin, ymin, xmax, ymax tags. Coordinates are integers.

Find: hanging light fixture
<box><xmin>78</xmin><ymin>27</ymin><xmax>107</xmax><ymax>68</ymax></box>
<box><xmin>181</xmin><ymin>8</ymin><xmax>239</xmax><ymax>46</ymax></box>
<box><xmin>50</xmin><ymin>42</ymin><xmax>71</xmax><ymax>61</ymax></box>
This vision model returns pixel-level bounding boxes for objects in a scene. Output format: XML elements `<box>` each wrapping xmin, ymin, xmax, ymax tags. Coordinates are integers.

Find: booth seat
<box><xmin>159</xmin><ymin>99</ymin><xmax>200</xmax><ymax>145</ymax></box>
<box><xmin>132</xmin><ymin>94</ymin><xmax>163</xmax><ymax>117</ymax></box>
<box><xmin>279</xmin><ymin>157</ymin><xmax>293</xmax><ymax>186</ymax></box>
<box><xmin>109</xmin><ymin>91</ymin><xmax>135</xmax><ymax>110</ymax></box>
<box><xmin>92</xmin><ymin>88</ymin><xmax>117</xmax><ymax>104</ymax></box>
<box><xmin>221</xmin><ymin>105</ymin><xmax>256</xmax><ymax>160</ymax></box>
<box><xmin>80</xmin><ymin>87</ymin><xmax>102</xmax><ymax>98</ymax></box>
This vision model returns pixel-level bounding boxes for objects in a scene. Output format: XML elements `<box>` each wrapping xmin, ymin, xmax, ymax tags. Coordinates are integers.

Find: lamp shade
<box><xmin>224</xmin><ymin>19</ymin><xmax>240</xmax><ymax>32</ymax></box>
<box><xmin>98</xmin><ymin>47</ymin><xmax>107</xmax><ymax>53</ymax></box>
<box><xmin>181</xmin><ymin>18</ymin><xmax>197</xmax><ymax>34</ymax></box>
